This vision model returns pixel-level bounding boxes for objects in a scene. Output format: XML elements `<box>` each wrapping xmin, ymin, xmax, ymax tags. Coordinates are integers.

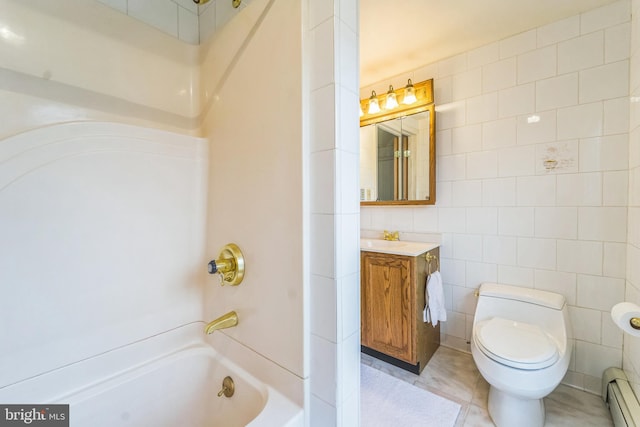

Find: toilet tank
<box><xmin>474</xmin><ymin>283</ymin><xmax>571</xmax><ymax>346</ymax></box>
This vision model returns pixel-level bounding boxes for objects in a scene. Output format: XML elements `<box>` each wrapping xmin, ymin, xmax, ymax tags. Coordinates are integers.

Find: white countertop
<box><xmin>360</xmin><ymin>238</ymin><xmax>439</xmax><ymax>257</ymax></box>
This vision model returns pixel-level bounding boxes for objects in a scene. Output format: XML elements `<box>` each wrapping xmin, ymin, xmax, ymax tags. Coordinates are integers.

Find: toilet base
<box><xmin>488</xmin><ymin>386</ymin><xmax>545</xmax><ymax>427</ymax></box>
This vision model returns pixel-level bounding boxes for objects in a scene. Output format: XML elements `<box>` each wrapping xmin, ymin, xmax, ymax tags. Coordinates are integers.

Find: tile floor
<box><xmin>361</xmin><ymin>346</ymin><xmax>614</xmax><ymax>427</ymax></box>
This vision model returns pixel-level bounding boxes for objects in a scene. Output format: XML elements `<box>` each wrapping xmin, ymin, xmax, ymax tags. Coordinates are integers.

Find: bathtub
<box><xmin>0</xmin><ymin>325</ymin><xmax>303</xmax><ymax>427</ymax></box>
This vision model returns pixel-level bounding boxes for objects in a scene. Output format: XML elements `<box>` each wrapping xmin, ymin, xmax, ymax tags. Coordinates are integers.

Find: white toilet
<box><xmin>471</xmin><ymin>283</ymin><xmax>572</xmax><ymax>427</ymax></box>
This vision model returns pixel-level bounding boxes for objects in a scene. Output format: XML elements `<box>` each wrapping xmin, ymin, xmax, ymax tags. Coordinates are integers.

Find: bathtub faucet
<box><xmin>204</xmin><ymin>311</ymin><xmax>238</xmax><ymax>334</ymax></box>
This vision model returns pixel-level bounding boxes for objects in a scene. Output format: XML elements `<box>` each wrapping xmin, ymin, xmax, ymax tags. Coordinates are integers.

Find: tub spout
<box><xmin>204</xmin><ymin>311</ymin><xmax>238</xmax><ymax>334</ymax></box>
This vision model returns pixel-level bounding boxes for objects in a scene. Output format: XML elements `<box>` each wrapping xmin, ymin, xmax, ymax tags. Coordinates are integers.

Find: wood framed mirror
<box><xmin>359</xmin><ymin>79</ymin><xmax>436</xmax><ymax>206</ymax></box>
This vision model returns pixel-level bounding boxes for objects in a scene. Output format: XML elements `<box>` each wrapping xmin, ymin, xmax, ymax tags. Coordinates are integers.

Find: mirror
<box><xmin>359</xmin><ymin>79</ymin><xmax>436</xmax><ymax>206</ymax></box>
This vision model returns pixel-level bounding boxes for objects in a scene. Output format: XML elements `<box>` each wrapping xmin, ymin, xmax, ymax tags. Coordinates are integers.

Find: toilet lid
<box><xmin>474</xmin><ymin>317</ymin><xmax>559</xmax><ymax>370</ymax></box>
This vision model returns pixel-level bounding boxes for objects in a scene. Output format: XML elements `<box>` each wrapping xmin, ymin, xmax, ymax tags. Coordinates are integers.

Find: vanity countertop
<box><xmin>360</xmin><ymin>238</ymin><xmax>439</xmax><ymax>257</ymax></box>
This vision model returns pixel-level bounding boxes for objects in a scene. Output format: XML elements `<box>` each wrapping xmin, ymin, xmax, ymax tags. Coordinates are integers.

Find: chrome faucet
<box><xmin>204</xmin><ymin>311</ymin><xmax>238</xmax><ymax>334</ymax></box>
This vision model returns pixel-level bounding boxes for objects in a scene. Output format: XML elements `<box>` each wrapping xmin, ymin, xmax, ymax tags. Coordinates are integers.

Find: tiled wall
<box><xmin>96</xmin><ymin>0</ymin><xmax>254</xmax><ymax>44</ymax></box>
<box><xmin>361</xmin><ymin>0</ymin><xmax>631</xmax><ymax>394</ymax></box>
<box><xmin>626</xmin><ymin>0</ymin><xmax>640</xmax><ymax>398</ymax></box>
<box><xmin>307</xmin><ymin>1</ymin><xmax>360</xmax><ymax>425</ymax></box>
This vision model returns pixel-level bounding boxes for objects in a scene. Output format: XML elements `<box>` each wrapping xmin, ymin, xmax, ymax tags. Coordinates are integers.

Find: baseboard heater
<box><xmin>603</xmin><ymin>368</ymin><xmax>640</xmax><ymax>427</ymax></box>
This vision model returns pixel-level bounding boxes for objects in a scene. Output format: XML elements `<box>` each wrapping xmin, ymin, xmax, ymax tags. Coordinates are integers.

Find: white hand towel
<box><xmin>423</xmin><ymin>271</ymin><xmax>446</xmax><ymax>326</ymax></box>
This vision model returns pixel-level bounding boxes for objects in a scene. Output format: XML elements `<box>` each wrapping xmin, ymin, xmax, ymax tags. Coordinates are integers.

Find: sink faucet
<box><xmin>204</xmin><ymin>311</ymin><xmax>238</xmax><ymax>334</ymax></box>
<box><xmin>383</xmin><ymin>230</ymin><xmax>399</xmax><ymax>241</ymax></box>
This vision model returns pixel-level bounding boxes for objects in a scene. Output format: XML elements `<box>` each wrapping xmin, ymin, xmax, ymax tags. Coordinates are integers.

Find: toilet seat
<box><xmin>474</xmin><ymin>317</ymin><xmax>559</xmax><ymax>370</ymax></box>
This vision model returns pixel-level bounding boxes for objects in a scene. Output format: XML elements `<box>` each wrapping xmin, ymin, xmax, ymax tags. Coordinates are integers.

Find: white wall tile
<box><xmin>128</xmin><ymin>0</ymin><xmax>179</xmax><ymax>37</ymax></box>
<box><xmin>466</xmin><ymin>151</ymin><xmax>498</xmax><ymax>179</ymax></box>
<box><xmin>603</xmin><ymin>242</ymin><xmax>626</xmax><ymax>278</ymax></box>
<box><xmin>498</xmin><ymin>83</ymin><xmax>535</xmax><ymax>118</ymax></box>
<box><xmin>466</xmin><ymin>207</ymin><xmax>498</xmax><ymax>234</ymax></box>
<box><xmin>537</xmin><ymin>15</ymin><xmax>580</xmax><ymax>47</ymax></box>
<box><xmin>500</xmin><ymin>30</ymin><xmax>536</xmax><ymax>58</ymax></box>
<box><xmin>311</xmin><ymin>151</ymin><xmax>335</xmax><ymax>213</ymax></box>
<box><xmin>605</xmin><ymin>23</ymin><xmax>631</xmax><ymax>63</ymax></box>
<box><xmin>557</xmin><ymin>102</ymin><xmax>603</xmax><ymax>140</ymax></box>
<box><xmin>482</xmin><ymin>178</ymin><xmax>516</xmax><ymax>206</ymax></box>
<box><xmin>171</xmin><ymin>0</ymin><xmax>197</xmax><ymax>14</ymax></box>
<box><xmin>575</xmin><ymin>340</ymin><xmax>622</xmax><ymax>379</ymax></box>
<box><xmin>468</xmin><ymin>43</ymin><xmax>499</xmax><ymax>69</ymax></box>
<box><xmin>498</xmin><ymin>207</ymin><xmax>534</xmax><ymax>236</ymax></box>
<box><xmin>466</xmin><ymin>261</ymin><xmax>498</xmax><ymax>288</ymax></box>
<box><xmin>558</xmin><ymin>32</ymin><xmax>604</xmax><ymax>74</ymax></box>
<box><xmin>434</xmin><ymin>76</ymin><xmax>453</xmax><ymax>105</ymax></box>
<box><xmin>557</xmin><ymin>173</ymin><xmax>602</xmax><ymax>206</ymax></box>
<box><xmin>581</xmin><ymin>0</ymin><xmax>631</xmax><ymax>34</ymax></box>
<box><xmin>451</xmin><ymin>285</ymin><xmax>477</xmax><ymax>314</ymax></box>
<box><xmin>308</xmin><ymin>0</ymin><xmax>334</xmax><ymax>29</ymax></box>
<box><xmin>311</xmin><ymin>214</ymin><xmax>335</xmax><ymax>277</ymax></box>
<box><xmin>452</xmin><ymin>180</ymin><xmax>482</xmax><ymax>206</ymax></box>
<box><xmin>178</xmin><ymin>7</ymin><xmax>199</xmax><ymax>44</ymax></box>
<box><xmin>96</xmin><ymin>0</ymin><xmax>127</xmax><ymax>14</ymax></box>
<box><xmin>535</xmin><ymin>140</ymin><xmax>579</xmax><ymax>175</ymax></box>
<box><xmin>517</xmin><ymin>110</ymin><xmax>557</xmax><ymax>145</ymax></box>
<box><xmin>578</xmin><ymin>207</ymin><xmax>627</xmax><ymax>242</ymax></box>
<box><xmin>438</xmin><ymin>208</ymin><xmax>466</xmax><ymax>233</ymax></box>
<box><xmin>483</xmin><ymin>117</ymin><xmax>517</xmax><ymax>149</ymax></box>
<box><xmin>517</xmin><ymin>237</ymin><xmax>556</xmax><ymax>269</ymax></box>
<box><xmin>497</xmin><ymin>265</ymin><xmax>534</xmax><ymax>287</ymax></box>
<box><xmin>311</xmin><ymin>275</ymin><xmax>337</xmax><ymax>341</ymax></box>
<box><xmin>413</xmin><ymin>208</ymin><xmax>438</xmax><ymax>233</ymax></box>
<box><xmin>534</xmin><ymin>269</ymin><xmax>577</xmax><ymax>305</ymax></box>
<box><xmin>438</xmin><ymin>154</ymin><xmax>466</xmax><ymax>181</ymax></box>
<box><xmin>483</xmin><ymin>236</ymin><xmax>517</xmax><ymax>265</ymax></box>
<box><xmin>438</xmin><ymin>53</ymin><xmax>468</xmax><ymax>77</ymax></box>
<box><xmin>498</xmin><ymin>145</ymin><xmax>535</xmax><ymax>177</ymax></box>
<box><xmin>579</xmin><ymin>60</ymin><xmax>630</xmax><ymax>103</ymax></box>
<box><xmin>452</xmin><ymin>124</ymin><xmax>482</xmax><ymax>153</ymax></box>
<box><xmin>516</xmin><ymin>175</ymin><xmax>556</xmax><ymax>206</ymax></box>
<box><xmin>534</xmin><ymin>207</ymin><xmax>578</xmax><ymax>239</ymax></box>
<box><xmin>601</xmin><ymin>311</ymin><xmax>624</xmax><ymax>348</ymax></box>
<box><xmin>310</xmin><ymin>19</ymin><xmax>335</xmax><ymax>91</ymax></box>
<box><xmin>577</xmin><ymin>274</ymin><xmax>625</xmax><ymax>311</ymax></box>
<box><xmin>570</xmin><ymin>306</ymin><xmax>602</xmax><ymax>344</ymax></box>
<box><xmin>482</xmin><ymin>58</ymin><xmax>516</xmax><ymax>93</ymax></box>
<box><xmin>557</xmin><ymin>240</ymin><xmax>603</xmax><ymax>275</ymax></box>
<box><xmin>311</xmin><ymin>335</ymin><xmax>337</xmax><ymax>403</ymax></box>
<box><xmin>453</xmin><ymin>234</ymin><xmax>483</xmax><ymax>261</ymax></box>
<box><xmin>536</xmin><ymin>73</ymin><xmax>579</xmax><ymax>112</ymax></box>
<box><xmin>338</xmin><ymin>20</ymin><xmax>358</xmax><ymax>93</ymax></box>
<box><xmin>579</xmin><ymin>134</ymin><xmax>629</xmax><ymax>172</ymax></box>
<box><xmin>452</xmin><ymin>69</ymin><xmax>482</xmax><ymax>100</ymax></box>
<box><xmin>604</xmin><ymin>97</ymin><xmax>630</xmax><ymax>135</ymax></box>
<box><xmin>437</xmin><ymin>129</ymin><xmax>452</xmax><ymax>156</ymax></box>
<box><xmin>441</xmin><ymin>258</ymin><xmax>466</xmax><ymax>286</ymax></box>
<box><xmin>467</xmin><ymin>92</ymin><xmax>498</xmax><ymax>124</ymax></box>
<box><xmin>517</xmin><ymin>45</ymin><xmax>556</xmax><ymax>84</ymax></box>
<box><xmin>436</xmin><ymin>101</ymin><xmax>466</xmax><ymax>130</ymax></box>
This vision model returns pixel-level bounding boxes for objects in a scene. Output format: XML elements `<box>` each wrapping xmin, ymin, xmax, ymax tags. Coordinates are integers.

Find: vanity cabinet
<box><xmin>361</xmin><ymin>248</ymin><xmax>440</xmax><ymax>374</ymax></box>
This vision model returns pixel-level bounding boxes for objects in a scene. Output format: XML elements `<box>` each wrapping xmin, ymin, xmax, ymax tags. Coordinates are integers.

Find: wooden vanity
<box><xmin>360</xmin><ymin>240</ymin><xmax>440</xmax><ymax>374</ymax></box>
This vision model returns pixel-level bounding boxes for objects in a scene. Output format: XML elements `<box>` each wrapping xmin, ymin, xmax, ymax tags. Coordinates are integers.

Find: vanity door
<box><xmin>361</xmin><ymin>251</ymin><xmax>415</xmax><ymax>364</ymax></box>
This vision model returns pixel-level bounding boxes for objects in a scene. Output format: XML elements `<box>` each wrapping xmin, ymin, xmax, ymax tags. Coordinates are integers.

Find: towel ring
<box><xmin>425</xmin><ymin>251</ymin><xmax>439</xmax><ymax>275</ymax></box>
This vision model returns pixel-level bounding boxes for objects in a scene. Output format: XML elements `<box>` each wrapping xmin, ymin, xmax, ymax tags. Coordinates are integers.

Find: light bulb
<box><xmin>384</xmin><ymin>85</ymin><xmax>398</xmax><ymax>109</ymax></box>
<box><xmin>368</xmin><ymin>91</ymin><xmax>380</xmax><ymax>114</ymax></box>
<box><xmin>403</xmin><ymin>79</ymin><xmax>417</xmax><ymax>105</ymax></box>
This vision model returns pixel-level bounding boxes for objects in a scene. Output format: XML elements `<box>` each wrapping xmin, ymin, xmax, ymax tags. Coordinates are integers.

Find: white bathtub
<box><xmin>0</xmin><ymin>325</ymin><xmax>303</xmax><ymax>427</ymax></box>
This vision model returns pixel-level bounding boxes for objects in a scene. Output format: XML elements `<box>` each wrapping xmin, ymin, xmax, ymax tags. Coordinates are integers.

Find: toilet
<box><xmin>471</xmin><ymin>283</ymin><xmax>572</xmax><ymax>427</ymax></box>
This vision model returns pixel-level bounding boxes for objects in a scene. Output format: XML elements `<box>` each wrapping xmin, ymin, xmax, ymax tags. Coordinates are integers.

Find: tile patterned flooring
<box><xmin>361</xmin><ymin>346</ymin><xmax>614</xmax><ymax>426</ymax></box>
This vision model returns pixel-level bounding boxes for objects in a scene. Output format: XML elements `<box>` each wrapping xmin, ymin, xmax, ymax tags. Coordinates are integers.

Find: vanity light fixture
<box><xmin>403</xmin><ymin>79</ymin><xmax>417</xmax><ymax>105</ymax></box>
<box><xmin>368</xmin><ymin>90</ymin><xmax>381</xmax><ymax>114</ymax></box>
<box><xmin>359</xmin><ymin>104</ymin><xmax>364</xmax><ymax>117</ymax></box>
<box><xmin>384</xmin><ymin>85</ymin><xmax>398</xmax><ymax>110</ymax></box>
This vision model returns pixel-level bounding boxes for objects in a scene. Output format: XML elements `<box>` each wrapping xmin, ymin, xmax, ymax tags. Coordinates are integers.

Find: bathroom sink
<box><xmin>360</xmin><ymin>239</ymin><xmax>438</xmax><ymax>256</ymax></box>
